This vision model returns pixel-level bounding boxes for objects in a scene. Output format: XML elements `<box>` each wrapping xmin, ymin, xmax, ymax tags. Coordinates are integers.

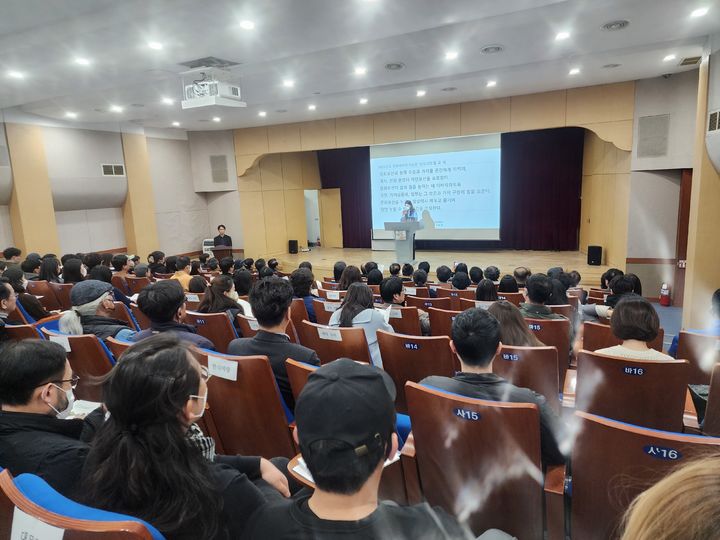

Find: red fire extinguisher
<box><xmin>659</xmin><ymin>283</ymin><xmax>671</xmax><ymax>307</ymax></box>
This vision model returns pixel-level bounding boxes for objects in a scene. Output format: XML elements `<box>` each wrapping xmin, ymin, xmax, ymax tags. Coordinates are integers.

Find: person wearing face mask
<box><xmin>400</xmin><ymin>199</ymin><xmax>418</xmax><ymax>222</ymax></box>
<box><xmin>0</xmin><ymin>278</ymin><xmax>18</xmax><ymax>339</ymax></box>
<box><xmin>59</xmin><ymin>280</ymin><xmax>136</xmax><ymax>342</ymax></box>
<box><xmin>2</xmin><ymin>267</ymin><xmax>52</xmax><ymax>321</ymax></box>
<box><xmin>0</xmin><ymin>339</ymin><xmax>102</xmax><ymax>497</ymax></box>
<box><xmin>196</xmin><ymin>274</ymin><xmax>248</xmax><ymax>331</ymax></box>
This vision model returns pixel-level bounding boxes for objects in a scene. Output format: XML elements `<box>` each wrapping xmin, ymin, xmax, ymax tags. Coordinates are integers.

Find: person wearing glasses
<box><xmin>0</xmin><ymin>277</ymin><xmax>17</xmax><ymax>340</ymax></box>
<box><xmin>0</xmin><ymin>339</ymin><xmax>98</xmax><ymax>497</ymax></box>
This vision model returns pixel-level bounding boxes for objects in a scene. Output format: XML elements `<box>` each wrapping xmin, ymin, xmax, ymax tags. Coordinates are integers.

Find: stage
<box><xmin>280</xmin><ymin>248</ymin><xmax>609</xmax><ymax>288</ymax></box>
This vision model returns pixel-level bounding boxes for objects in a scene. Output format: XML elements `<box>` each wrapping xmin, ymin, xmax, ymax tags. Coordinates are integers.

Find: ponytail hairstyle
<box><xmin>338</xmin><ymin>283</ymin><xmax>374</xmax><ymax>327</ymax></box>
<box><xmin>197</xmin><ymin>275</ymin><xmax>243</xmax><ymax>315</ymax></box>
<box><xmin>81</xmin><ymin>335</ymin><xmax>222</xmax><ymax>537</ymax></box>
<box><xmin>147</xmin><ymin>251</ymin><xmax>165</xmax><ymax>265</ymax></box>
<box><xmin>59</xmin><ymin>292</ymin><xmax>113</xmax><ymax>335</ymax></box>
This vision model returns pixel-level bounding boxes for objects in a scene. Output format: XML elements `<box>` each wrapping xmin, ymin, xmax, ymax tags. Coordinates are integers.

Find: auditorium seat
<box><xmin>0</xmin><ymin>470</ymin><xmax>163</xmax><ymax>539</ymax></box>
<box><xmin>402</xmin><ymin>285</ymin><xmax>429</xmax><ymax>298</ymax></box>
<box><xmin>496</xmin><ymin>292</ymin><xmax>524</xmax><ymax>306</ymax></box>
<box><xmin>184</xmin><ymin>292</ymin><xmax>204</xmax><ymax>311</ymax></box>
<box><xmin>235</xmin><ymin>313</ymin><xmax>260</xmax><ymax>338</ymax></box>
<box><xmin>111</xmin><ymin>274</ymin><xmax>130</xmax><ymax>295</ymax></box>
<box><xmin>3</xmin><ymin>323</ymin><xmax>43</xmax><ymax>341</ymax></box>
<box><xmin>183</xmin><ymin>311</ymin><xmax>238</xmax><ymax>354</ymax></box>
<box><xmin>546</xmin><ymin>411</ymin><xmax>720</xmax><ymax>540</ymax></box>
<box><xmin>298</xmin><ymin>321</ymin><xmax>371</xmax><ymax>364</ymax></box>
<box><xmin>25</xmin><ymin>280</ymin><xmax>62</xmax><ymax>311</ymax></box>
<box><xmin>428</xmin><ymin>307</ymin><xmax>461</xmax><ymax>338</ymax></box>
<box><xmin>312</xmin><ymin>299</ymin><xmax>340</xmax><ymax>325</ymax></box>
<box><xmin>106</xmin><ymin>336</ymin><xmax>132</xmax><ymax>359</ymax></box>
<box><xmin>405</xmin><ymin>296</ymin><xmax>451</xmax><ymax>310</ymax></box>
<box><xmin>290</xmin><ymin>297</ymin><xmax>310</xmax><ymax>330</ymax></box>
<box><xmin>701</xmin><ymin>362</ymin><xmax>720</xmax><ymax>436</ymax></box>
<box><xmin>376</xmin><ymin>331</ymin><xmax>457</xmax><ymax>413</ymax></box>
<box><xmin>113</xmin><ymin>302</ymin><xmax>140</xmax><ymax>331</ymax></box>
<box><xmin>548</xmin><ymin>304</ymin><xmax>574</xmax><ymax>319</ymax></box>
<box><xmin>48</xmin><ymin>282</ymin><xmax>73</xmax><ymax>310</ymax></box>
<box><xmin>316</xmin><ymin>288</ymin><xmax>345</xmax><ymax>301</ymax></box>
<box><xmin>367</xmin><ymin>284</ymin><xmax>380</xmax><ymax>294</ymax></box>
<box><xmin>676</xmin><ymin>330</ymin><xmax>719</xmax><ymax>384</ymax></box>
<box><xmin>6</xmin><ymin>303</ymin><xmax>31</xmax><ymax>325</ymax></box>
<box><xmin>404</xmin><ymin>382</ymin><xmax>544</xmax><ymax>538</ymax></box>
<box><xmin>286</xmin><ymin>358</ymin><xmax>318</xmax><ymax>402</ymax></box>
<box><xmin>40</xmin><ymin>328</ymin><xmax>115</xmax><ymax>402</ymax></box>
<box><xmin>492</xmin><ymin>345</ymin><xmax>561</xmax><ymax>412</ymax></box>
<box><xmin>384</xmin><ymin>306</ymin><xmax>422</xmax><ymax>336</ymax></box>
<box><xmin>435</xmin><ymin>288</ymin><xmax>476</xmax><ymax>311</ymax></box>
<box><xmin>459</xmin><ymin>298</ymin><xmax>495</xmax><ymax>310</ymax></box>
<box><xmin>126</xmin><ymin>276</ymin><xmax>152</xmax><ymax>295</ymax></box>
<box><xmin>574</xmin><ymin>350</ymin><xmax>689</xmax><ymax>431</ymax></box>
<box><xmin>583</xmin><ymin>321</ymin><xmax>665</xmax><ymax>353</ymax></box>
<box><xmin>129</xmin><ymin>303</ymin><xmax>151</xmax><ymax>330</ymax></box>
<box><xmin>195</xmin><ymin>351</ymin><xmax>296</xmax><ymax>459</ymax></box>
<box><xmin>526</xmin><ymin>317</ymin><xmax>570</xmax><ymax>385</ymax></box>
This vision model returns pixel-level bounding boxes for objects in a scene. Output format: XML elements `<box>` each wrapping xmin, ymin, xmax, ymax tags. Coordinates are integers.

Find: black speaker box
<box><xmin>587</xmin><ymin>245</ymin><xmax>602</xmax><ymax>266</ymax></box>
<box><xmin>288</xmin><ymin>240</ymin><xmax>299</xmax><ymax>254</ymax></box>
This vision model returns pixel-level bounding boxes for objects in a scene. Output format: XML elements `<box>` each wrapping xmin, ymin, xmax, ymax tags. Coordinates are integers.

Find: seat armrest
<box><xmin>400</xmin><ymin>433</ymin><xmax>422</xmax><ymax>504</ymax></box>
<box><xmin>544</xmin><ymin>464</ymin><xmax>566</xmax><ymax>540</ymax></box>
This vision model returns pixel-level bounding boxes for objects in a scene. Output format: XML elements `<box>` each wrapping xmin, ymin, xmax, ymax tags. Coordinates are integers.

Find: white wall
<box><xmin>0</xmin><ymin>206</ymin><xmax>14</xmax><ymax>249</ymax></box>
<box><xmin>147</xmin><ymin>136</ymin><xmax>211</xmax><ymax>254</ymax></box>
<box><xmin>188</xmin><ymin>130</ymin><xmax>238</xmax><ymax>193</ymax></box>
<box><xmin>205</xmin><ymin>191</ymin><xmax>244</xmax><ymax>248</ymax></box>
<box><xmin>304</xmin><ymin>190</ymin><xmax>320</xmax><ymax>244</ymax></box>
<box><xmin>55</xmin><ymin>208</ymin><xmax>126</xmax><ymax>254</ymax></box>
<box><xmin>0</xmin><ymin>125</ymin><xmax>14</xmax><ymax>246</ymax></box>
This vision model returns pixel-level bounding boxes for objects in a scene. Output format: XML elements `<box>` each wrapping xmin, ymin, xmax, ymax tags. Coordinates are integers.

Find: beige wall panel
<box><xmin>510</xmin><ymin>91</ymin><xmax>567</xmax><ymax>132</ymax></box>
<box><xmin>267</xmin><ymin>123</ymin><xmax>302</xmax><ymax>153</ymax></box>
<box><xmin>260</xmin><ymin>154</ymin><xmax>284</xmax><ymax>191</ymax></box>
<box><xmin>262</xmin><ymin>190</ymin><xmax>288</xmax><ymax>255</ymax></box>
<box><xmin>235</xmin><ymin>154</ymin><xmax>261</xmax><ymax>177</ymax></box>
<box><xmin>598</xmin><ymin>140</ymin><xmax>618</xmax><ymax>175</ymax></box>
<box><xmin>335</xmin><ymin>115</ymin><xmax>374</xmax><ymax>147</ymax></box>
<box><xmin>300</xmin><ymin>120</ymin><xmax>337</xmax><ymax>150</ymax></box>
<box><xmin>566</xmin><ymin>82</ymin><xmax>635</xmax><ymax>125</ymax></box>
<box><xmin>301</xmin><ymin>152</ymin><xmax>322</xmax><ymax>189</ymax></box>
<box><xmin>239</xmin><ymin>191</ymin><xmax>267</xmax><ymax>259</ymax></box>
<box><xmin>281</xmin><ymin>153</ymin><xmax>303</xmax><ymax>190</ymax></box>
<box><xmin>415</xmin><ymin>105</ymin><xmax>461</xmax><ymax>140</ymax></box>
<box><xmin>373</xmin><ymin>111</ymin><xmax>416</xmax><ymax>144</ymax></box>
<box><xmin>284</xmin><ymin>189</ymin><xmax>308</xmax><ymax>248</ymax></box>
<box><xmin>582</xmin><ymin>120</ymin><xmax>633</xmax><ymax>151</ymax></box>
<box><xmin>234</xmin><ymin>127</ymin><xmax>269</xmax><ymax>156</ymax></box>
<box><xmin>460</xmin><ymin>98</ymin><xmax>511</xmax><ymax>135</ymax></box>
<box><xmin>614</xmin><ymin>146</ymin><xmax>632</xmax><ymax>174</ymax></box>
<box><xmin>609</xmin><ymin>173</ymin><xmax>630</xmax><ymax>268</ymax></box>
<box><xmin>582</xmin><ymin>131</ymin><xmax>601</xmax><ymax>175</ymax></box>
<box><xmin>237</xmin><ymin>164</ymin><xmax>262</xmax><ymax>192</ymax></box>
<box><xmin>319</xmin><ymin>188</ymin><xmax>343</xmax><ymax>248</ymax></box>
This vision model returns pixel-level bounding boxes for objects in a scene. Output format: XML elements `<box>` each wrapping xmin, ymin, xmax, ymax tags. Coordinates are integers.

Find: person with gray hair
<box><xmin>59</xmin><ymin>280</ymin><xmax>136</xmax><ymax>342</ymax></box>
<box><xmin>133</xmin><ymin>263</ymin><xmax>149</xmax><ymax>278</ymax></box>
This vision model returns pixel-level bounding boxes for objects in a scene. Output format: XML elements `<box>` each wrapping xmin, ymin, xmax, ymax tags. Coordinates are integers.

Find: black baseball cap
<box><xmin>295</xmin><ymin>358</ymin><xmax>396</xmax><ymax>457</ymax></box>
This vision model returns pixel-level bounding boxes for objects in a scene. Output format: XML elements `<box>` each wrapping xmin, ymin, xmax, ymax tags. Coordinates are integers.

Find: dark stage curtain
<box><xmin>317</xmin><ymin>127</ymin><xmax>584</xmax><ymax>251</ymax></box>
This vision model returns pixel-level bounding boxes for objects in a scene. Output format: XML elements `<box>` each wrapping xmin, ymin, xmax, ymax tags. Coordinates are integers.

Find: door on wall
<box><xmin>318</xmin><ymin>188</ymin><xmax>343</xmax><ymax>248</ymax></box>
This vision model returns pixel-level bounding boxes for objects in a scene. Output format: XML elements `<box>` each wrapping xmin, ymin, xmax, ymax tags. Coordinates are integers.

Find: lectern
<box><xmin>212</xmin><ymin>247</ymin><xmax>233</xmax><ymax>260</ymax></box>
<box><xmin>384</xmin><ymin>222</ymin><xmax>423</xmax><ymax>264</ymax></box>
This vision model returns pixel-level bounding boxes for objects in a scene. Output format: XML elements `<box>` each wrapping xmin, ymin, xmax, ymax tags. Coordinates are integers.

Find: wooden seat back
<box><xmin>113</xmin><ymin>302</ymin><xmax>140</xmax><ymax>331</ymax></box>
<box><xmin>196</xmin><ymin>351</ymin><xmax>296</xmax><ymax>459</ymax></box>
<box><xmin>428</xmin><ymin>307</ymin><xmax>461</xmax><ymax>338</ymax></box>
<box><xmin>3</xmin><ymin>324</ymin><xmax>43</xmax><ymax>341</ymax></box>
<box><xmin>299</xmin><ymin>321</ymin><xmax>371</xmax><ymax>365</ymax></box>
<box><xmin>526</xmin><ymin>317</ymin><xmax>570</xmax><ymax>382</ymax></box>
<box><xmin>316</xmin><ymin>288</ymin><xmax>345</xmax><ymax>301</ymax></box>
<box><xmin>459</xmin><ymin>298</ymin><xmax>495</xmax><ymax>310</ymax></box>
<box><xmin>6</xmin><ymin>306</ymin><xmax>30</xmax><ymax>325</ymax></box>
<box><xmin>384</xmin><ymin>306</ymin><xmax>422</xmax><ymax>336</ymax></box>
<box><xmin>435</xmin><ymin>288</ymin><xmax>476</xmax><ymax>311</ymax></box>
<box><xmin>312</xmin><ymin>299</ymin><xmax>341</xmax><ymax>325</ymax></box>
<box><xmin>106</xmin><ymin>337</ymin><xmax>132</xmax><ymax>359</ymax></box>
<box><xmin>583</xmin><ymin>321</ymin><xmax>665</xmax><ymax>353</ymax></box>
<box><xmin>184</xmin><ymin>292</ymin><xmax>204</xmax><ymax>311</ymax></box>
<box><xmin>377</xmin><ymin>331</ymin><xmax>457</xmax><ymax>413</ymax></box>
<box><xmin>286</xmin><ymin>358</ymin><xmax>319</xmax><ymax>403</ymax></box>
<box><xmin>549</xmin><ymin>304</ymin><xmax>574</xmax><ymax>319</ymax></box>
<box><xmin>126</xmin><ymin>276</ymin><xmax>152</xmax><ymax>295</ymax></box>
<box><xmin>676</xmin><ymin>331</ymin><xmax>720</xmax><ymax>384</ymax></box>
<box><xmin>405</xmin><ymin>296</ymin><xmax>451</xmax><ymax>310</ymax></box>
<box><xmin>575</xmin><ymin>350</ymin><xmax>689</xmax><ymax>431</ymax></box>
<box><xmin>569</xmin><ymin>411</ymin><xmax>720</xmax><ymax>540</ymax></box>
<box><xmin>493</xmin><ymin>345</ymin><xmax>561</xmax><ymax>412</ymax></box>
<box><xmin>235</xmin><ymin>313</ymin><xmax>260</xmax><ymax>338</ymax></box>
<box><xmin>129</xmin><ymin>303</ymin><xmax>151</xmax><ymax>330</ymax></box>
<box><xmin>496</xmin><ymin>291</ymin><xmax>524</xmax><ymax>306</ymax></box>
<box><xmin>402</xmin><ymin>285</ymin><xmax>429</xmax><ymax>298</ymax></box>
<box><xmin>290</xmin><ymin>298</ymin><xmax>310</xmax><ymax>329</ymax></box>
<box><xmin>183</xmin><ymin>311</ymin><xmax>237</xmax><ymax>353</ymax></box>
<box><xmin>25</xmin><ymin>280</ymin><xmax>61</xmax><ymax>311</ymax></box>
<box><xmin>405</xmin><ymin>382</ymin><xmax>543</xmax><ymax>538</ymax></box>
<box><xmin>111</xmin><ymin>275</ymin><xmax>130</xmax><ymax>295</ymax></box>
<box><xmin>701</xmin><ymin>362</ymin><xmax>720</xmax><ymax>436</ymax></box>
<box><xmin>48</xmin><ymin>282</ymin><xmax>73</xmax><ymax>310</ymax></box>
<box><xmin>319</xmin><ymin>280</ymin><xmax>340</xmax><ymax>290</ymax></box>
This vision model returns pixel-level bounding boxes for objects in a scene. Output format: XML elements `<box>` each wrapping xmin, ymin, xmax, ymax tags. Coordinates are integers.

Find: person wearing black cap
<box><xmin>242</xmin><ymin>358</ymin><xmax>495</xmax><ymax>539</ymax></box>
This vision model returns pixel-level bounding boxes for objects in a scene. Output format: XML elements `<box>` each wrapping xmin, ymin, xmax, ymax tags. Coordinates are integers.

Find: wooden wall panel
<box><xmin>566</xmin><ymin>82</ymin><xmax>635</xmax><ymax>125</ymax></box>
<box><xmin>373</xmin><ymin>111</ymin><xmax>416</xmax><ymax>144</ymax></box>
<box><xmin>237</xmin><ymin>164</ymin><xmax>262</xmax><ymax>192</ymax></box>
<box><xmin>300</xmin><ymin>120</ymin><xmax>337</xmax><ymax>150</ymax></box>
<box><xmin>460</xmin><ymin>98</ymin><xmax>511</xmax><ymax>135</ymax></box>
<box><xmin>415</xmin><ymin>105</ymin><xmax>461</xmax><ymax>140</ymax></box>
<box><xmin>234</xmin><ymin>126</ymin><xmax>269</xmax><ymax>156</ymax></box>
<box><xmin>259</xmin><ymin>154</ymin><xmax>284</xmax><ymax>191</ymax></box>
<box><xmin>301</xmin><ymin>152</ymin><xmax>322</xmax><ymax>189</ymax></box>
<box><xmin>510</xmin><ymin>91</ymin><xmax>567</xmax><ymax>132</ymax></box>
<box><xmin>239</xmin><ymin>191</ymin><xmax>267</xmax><ymax>259</ymax></box>
<box><xmin>281</xmin><ymin>153</ymin><xmax>303</xmax><ymax>190</ymax></box>
<box><xmin>267</xmin><ymin>123</ymin><xmax>302</xmax><ymax>153</ymax></box>
<box><xmin>336</xmin><ymin>115</ymin><xmax>374</xmax><ymax>147</ymax></box>
<box><xmin>262</xmin><ymin>190</ymin><xmax>288</xmax><ymax>255</ymax></box>
<box><xmin>284</xmin><ymin>189</ymin><xmax>308</xmax><ymax>247</ymax></box>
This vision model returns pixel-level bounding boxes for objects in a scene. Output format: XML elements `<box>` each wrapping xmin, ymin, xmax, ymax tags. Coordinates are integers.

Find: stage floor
<box><xmin>280</xmin><ymin>247</ymin><xmax>609</xmax><ymax>288</ymax></box>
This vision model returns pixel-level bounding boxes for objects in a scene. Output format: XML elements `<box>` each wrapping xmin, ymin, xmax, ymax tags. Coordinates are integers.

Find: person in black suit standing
<box><xmin>213</xmin><ymin>224</ymin><xmax>232</xmax><ymax>247</ymax></box>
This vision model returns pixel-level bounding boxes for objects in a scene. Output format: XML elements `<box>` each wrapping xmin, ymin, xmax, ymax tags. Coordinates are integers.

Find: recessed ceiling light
<box><xmin>691</xmin><ymin>7</ymin><xmax>709</xmax><ymax>17</ymax></box>
<box><xmin>282</xmin><ymin>79</ymin><xmax>295</xmax><ymax>88</ymax></box>
<box><xmin>258</xmin><ymin>111</ymin><xmax>267</xmax><ymax>117</ymax></box>
<box><xmin>569</xmin><ymin>67</ymin><xmax>581</xmax><ymax>76</ymax></box>
<box><xmin>239</xmin><ymin>20</ymin><xmax>255</xmax><ymax>30</ymax></box>
<box><xmin>445</xmin><ymin>51</ymin><xmax>459</xmax><ymax>60</ymax></box>
<box><xmin>555</xmin><ymin>31</ymin><xmax>570</xmax><ymax>41</ymax></box>
<box><xmin>65</xmin><ymin>111</ymin><xmax>78</xmax><ymax>119</ymax></box>
<box><xmin>354</xmin><ymin>66</ymin><xmax>367</xmax><ymax>76</ymax></box>
<box><xmin>212</xmin><ymin>117</ymin><xmax>221</xmax><ymax>122</ymax></box>
<box><xmin>359</xmin><ymin>97</ymin><xmax>368</xmax><ymax>105</ymax></box>
<box><xmin>171</xmin><ymin>121</ymin><xmax>180</xmax><ymax>127</ymax></box>
<box><xmin>74</xmin><ymin>57</ymin><xmax>91</xmax><ymax>66</ymax></box>
<box><xmin>161</xmin><ymin>97</ymin><xmax>174</xmax><ymax>105</ymax></box>
<box><xmin>486</xmin><ymin>80</ymin><xmax>497</xmax><ymax>88</ymax></box>
<box><xmin>109</xmin><ymin>105</ymin><xmax>124</xmax><ymax>113</ymax></box>
<box><xmin>663</xmin><ymin>54</ymin><xmax>677</xmax><ymax>62</ymax></box>
<box><xmin>147</xmin><ymin>41</ymin><xmax>163</xmax><ymax>50</ymax></box>
<box><xmin>6</xmin><ymin>70</ymin><xmax>24</xmax><ymax>79</ymax></box>
<box><xmin>416</xmin><ymin>90</ymin><xmax>426</xmax><ymax>97</ymax></box>
<box><xmin>308</xmin><ymin>104</ymin><xmax>316</xmax><ymax>111</ymax></box>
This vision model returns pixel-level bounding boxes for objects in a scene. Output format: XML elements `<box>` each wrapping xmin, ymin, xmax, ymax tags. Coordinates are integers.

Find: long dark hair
<box><xmin>197</xmin><ymin>275</ymin><xmax>244</xmax><ymax>315</ymax></box>
<box><xmin>337</xmin><ymin>265</ymin><xmax>362</xmax><ymax>291</ymax></box>
<box><xmin>488</xmin><ymin>301</ymin><xmax>544</xmax><ymax>347</ymax></box>
<box><xmin>61</xmin><ymin>258</ymin><xmax>84</xmax><ymax>284</ymax></box>
<box><xmin>38</xmin><ymin>258</ymin><xmax>61</xmax><ymax>282</ymax></box>
<box><xmin>81</xmin><ymin>335</ymin><xmax>222</xmax><ymax>537</ymax></box>
<box><xmin>475</xmin><ymin>279</ymin><xmax>498</xmax><ymax>301</ymax></box>
<box><xmin>339</xmin><ymin>283</ymin><xmax>374</xmax><ymax>327</ymax></box>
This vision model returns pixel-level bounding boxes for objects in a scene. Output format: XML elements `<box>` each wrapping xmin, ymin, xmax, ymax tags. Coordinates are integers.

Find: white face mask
<box><xmin>48</xmin><ymin>384</ymin><xmax>75</xmax><ymax>419</ymax></box>
<box><xmin>189</xmin><ymin>391</ymin><xmax>207</xmax><ymax>419</ymax></box>
<box><xmin>21</xmin><ymin>279</ymin><xmax>28</xmax><ymax>290</ymax></box>
<box><xmin>227</xmin><ymin>290</ymin><xmax>239</xmax><ymax>301</ymax></box>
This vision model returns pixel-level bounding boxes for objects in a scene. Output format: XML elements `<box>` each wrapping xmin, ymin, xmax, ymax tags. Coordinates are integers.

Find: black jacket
<box><xmin>18</xmin><ymin>293</ymin><xmax>51</xmax><ymax>321</ymax></box>
<box><xmin>0</xmin><ymin>409</ymin><xmax>103</xmax><ymax>497</ymax></box>
<box><xmin>80</xmin><ymin>315</ymin><xmax>131</xmax><ymax>341</ymax></box>
<box><xmin>422</xmin><ymin>373</ymin><xmax>566</xmax><ymax>466</ymax></box>
<box><xmin>227</xmin><ymin>330</ymin><xmax>320</xmax><ymax>411</ymax></box>
<box><xmin>214</xmin><ymin>234</ymin><xmax>233</xmax><ymax>247</ymax></box>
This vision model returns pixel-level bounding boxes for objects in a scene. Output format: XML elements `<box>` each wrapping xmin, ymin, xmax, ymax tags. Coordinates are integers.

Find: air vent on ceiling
<box><xmin>602</xmin><ymin>20</ymin><xmax>630</xmax><ymax>31</ymax></box>
<box><xmin>637</xmin><ymin>114</ymin><xmax>669</xmax><ymax>158</ymax></box>
<box><xmin>680</xmin><ymin>56</ymin><xmax>702</xmax><ymax>66</ymax></box>
<box><xmin>481</xmin><ymin>44</ymin><xmax>504</xmax><ymax>54</ymax></box>
<box><xmin>210</xmin><ymin>155</ymin><xmax>229</xmax><ymax>184</ymax></box>
<box><xmin>178</xmin><ymin>56</ymin><xmax>240</xmax><ymax>69</ymax></box>
<box><xmin>709</xmin><ymin>111</ymin><xmax>719</xmax><ymax>132</ymax></box>
<box><xmin>102</xmin><ymin>164</ymin><xmax>125</xmax><ymax>176</ymax></box>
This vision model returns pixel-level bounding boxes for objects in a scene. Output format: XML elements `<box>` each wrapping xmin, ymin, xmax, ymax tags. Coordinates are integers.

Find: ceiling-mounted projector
<box><xmin>180</xmin><ymin>68</ymin><xmax>247</xmax><ymax>109</ymax></box>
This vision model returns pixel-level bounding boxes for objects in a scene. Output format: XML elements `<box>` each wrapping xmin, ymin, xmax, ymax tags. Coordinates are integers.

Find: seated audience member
<box><xmin>89</xmin><ymin>265</ymin><xmax>132</xmax><ymax>307</ymax></box>
<box><xmin>188</xmin><ymin>275</ymin><xmax>209</xmax><ymax>294</ymax></box>
<box><xmin>568</xmin><ymin>270</ymin><xmax>582</xmax><ymax>288</ymax></box>
<box><xmin>39</xmin><ymin>257</ymin><xmax>62</xmax><ymax>283</ymax></box>
<box><xmin>600</xmin><ymin>267</ymin><xmax>624</xmax><ymax>289</ymax></box>
<box><xmin>81</xmin><ymin>335</ymin><xmax>291</xmax><ymax>539</ymax></box>
<box><xmin>196</xmin><ymin>275</ymin><xmax>246</xmax><ymax>327</ymax></box>
<box><xmin>519</xmin><ymin>274</ymin><xmax>567</xmax><ymax>321</ymax></box>
<box><xmin>547</xmin><ymin>278</ymin><xmax>569</xmax><ymax>306</ymax></box>
<box><xmin>388</xmin><ymin>263</ymin><xmax>401</xmax><ymax>277</ymax></box>
<box><xmin>366</xmin><ymin>268</ymin><xmax>384</xmax><ymax>286</ymax></box>
<box><xmin>243</xmin><ymin>358</ymin><xmax>488</xmax><ymax>540</ymax></box>
<box><xmin>364</xmin><ymin>261</ymin><xmax>378</xmax><ymax>276</ymax></box>
<box><xmin>259</xmin><ymin>266</ymin><xmax>275</xmax><ymax>279</ymax></box>
<box><xmin>242</xmin><ymin>258</ymin><xmax>254</xmax><ymax>271</ymax></box>
<box><xmin>82</xmin><ymin>252</ymin><xmax>102</xmax><ymax>273</ymax></box>
<box><xmin>132</xmin><ymin>280</ymin><xmax>214</xmax><ymax>350</ymax></box>
<box><xmin>329</xmin><ymin>283</ymin><xmax>393</xmax><ymax>368</ymax></box>
<box><xmin>100</xmin><ymin>253</ymin><xmax>113</xmax><ymax>267</ymax></box>
<box><xmin>451</xmin><ymin>271</ymin><xmax>471</xmax><ymax>291</ymax></box>
<box><xmin>379</xmin><ymin>277</ymin><xmax>430</xmax><ymax>335</ymax></box>
<box><xmin>164</xmin><ymin>255</ymin><xmax>178</xmax><ymax>274</ymax></box>
<box><xmin>547</xmin><ymin>267</ymin><xmax>563</xmax><ymax>279</ymax></box>
<box><xmin>207</xmin><ymin>258</ymin><xmax>220</xmax><ymax>273</ymax></box>
<box><xmin>594</xmin><ymin>295</ymin><xmax>673</xmax><ymax>361</ymax></box>
<box><xmin>0</xmin><ymin>340</ymin><xmax>101</xmax><ymax>496</ymax></box>
<box><xmin>0</xmin><ymin>278</ymin><xmax>16</xmax><ymax>336</ymax></box>
<box><xmin>558</xmin><ymin>272</ymin><xmax>574</xmax><ymax>292</ymax></box>
<box><xmin>59</xmin><ymin>280</ymin><xmax>135</xmax><ymax>341</ymax></box>
<box><xmin>582</xmin><ymin>274</ymin><xmax>637</xmax><ymax>320</ymax></box>
<box><xmin>484</xmin><ymin>266</ymin><xmax>501</xmax><ymax>282</ymax></box>
<box><xmin>669</xmin><ymin>288</ymin><xmax>720</xmax><ymax>357</ymax></box>
<box><xmin>513</xmin><ymin>266</ymin><xmax>531</xmax><ymax>288</ymax></box>
<box><xmin>469</xmin><ymin>266</ymin><xmax>484</xmax><ymax>285</ymax></box>
<box><xmin>171</xmin><ymin>256</ymin><xmax>193</xmax><ymax>291</ymax></box>
<box><xmin>421</xmin><ymin>309</ymin><xmax>565</xmax><ymax>466</ymax></box>
<box><xmin>147</xmin><ymin>250</ymin><xmax>167</xmax><ymax>275</ymax></box>
<box><xmin>233</xmin><ymin>269</ymin><xmax>253</xmax><ymax>296</ymax></box>
<box><xmin>338</xmin><ymin>265</ymin><xmax>362</xmax><ymax>291</ymax></box>
<box><xmin>268</xmin><ymin>258</ymin><xmax>279</xmax><ymax>273</ymax></box>
<box><xmin>228</xmin><ymin>277</ymin><xmax>319</xmax><ymax>410</ymax></box>
<box><xmin>0</xmin><ymin>261</ymin><xmax>6</xmax><ymax>274</ymax></box>
<box><xmin>454</xmin><ymin>262</ymin><xmax>468</xmax><ymax>276</ymax></box>
<box><xmin>298</xmin><ymin>261</ymin><xmax>312</xmax><ymax>271</ymax></box>
<box><xmin>412</xmin><ymin>269</ymin><xmax>428</xmax><ymax>288</ymax></box>
<box><xmin>2</xmin><ymin>247</ymin><xmax>22</xmax><ymax>270</ymax></box>
<box><xmin>290</xmin><ymin>268</ymin><xmax>319</xmax><ymax>323</ymax></box>
<box><xmin>111</xmin><ymin>254</ymin><xmax>131</xmax><ymax>278</ymax></box>
<box><xmin>488</xmin><ymin>301</ymin><xmax>544</xmax><ymax>347</ymax></box>
<box><xmin>4</xmin><ymin>267</ymin><xmax>51</xmax><ymax>321</ymax></box>
<box><xmin>620</xmin><ymin>455</ymin><xmax>720</xmax><ymax>540</ymax></box>
<box><xmin>61</xmin><ymin>258</ymin><xmax>85</xmax><ymax>283</ymax></box>
<box><xmin>198</xmin><ymin>253</ymin><xmax>210</xmax><ymax>270</ymax></box>
<box><xmin>626</xmin><ymin>273</ymin><xmax>643</xmax><ymax>295</ymax></box>
<box><xmin>60</xmin><ymin>253</ymin><xmax>79</xmax><ymax>266</ymax></box>
<box><xmin>498</xmin><ymin>275</ymin><xmax>519</xmax><ymax>293</ymax></box>
<box><xmin>220</xmin><ymin>257</ymin><xmax>235</xmax><ymax>276</ymax></box>
<box><xmin>21</xmin><ymin>257</ymin><xmax>41</xmax><ymax>281</ymax></box>
<box><xmin>401</xmin><ymin>263</ymin><xmax>414</xmax><ymax>281</ymax></box>
<box><xmin>133</xmin><ymin>263</ymin><xmax>149</xmax><ymax>278</ymax></box>
<box><xmin>234</xmin><ymin>259</ymin><xmax>246</xmax><ymax>272</ymax></box>
<box><xmin>130</xmin><ymin>255</ymin><xmax>140</xmax><ymax>266</ymax></box>
<box><xmin>190</xmin><ymin>260</ymin><xmax>202</xmax><ymax>276</ymax></box>
<box><xmin>255</xmin><ymin>258</ymin><xmax>267</xmax><ymax>274</ymax></box>
<box><xmin>476</xmin><ymin>278</ymin><xmax>499</xmax><ymax>302</ymax></box>
<box><xmin>436</xmin><ymin>265</ymin><xmax>452</xmax><ymax>284</ymax></box>
<box><xmin>418</xmin><ymin>261</ymin><xmax>430</xmax><ymax>274</ymax></box>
